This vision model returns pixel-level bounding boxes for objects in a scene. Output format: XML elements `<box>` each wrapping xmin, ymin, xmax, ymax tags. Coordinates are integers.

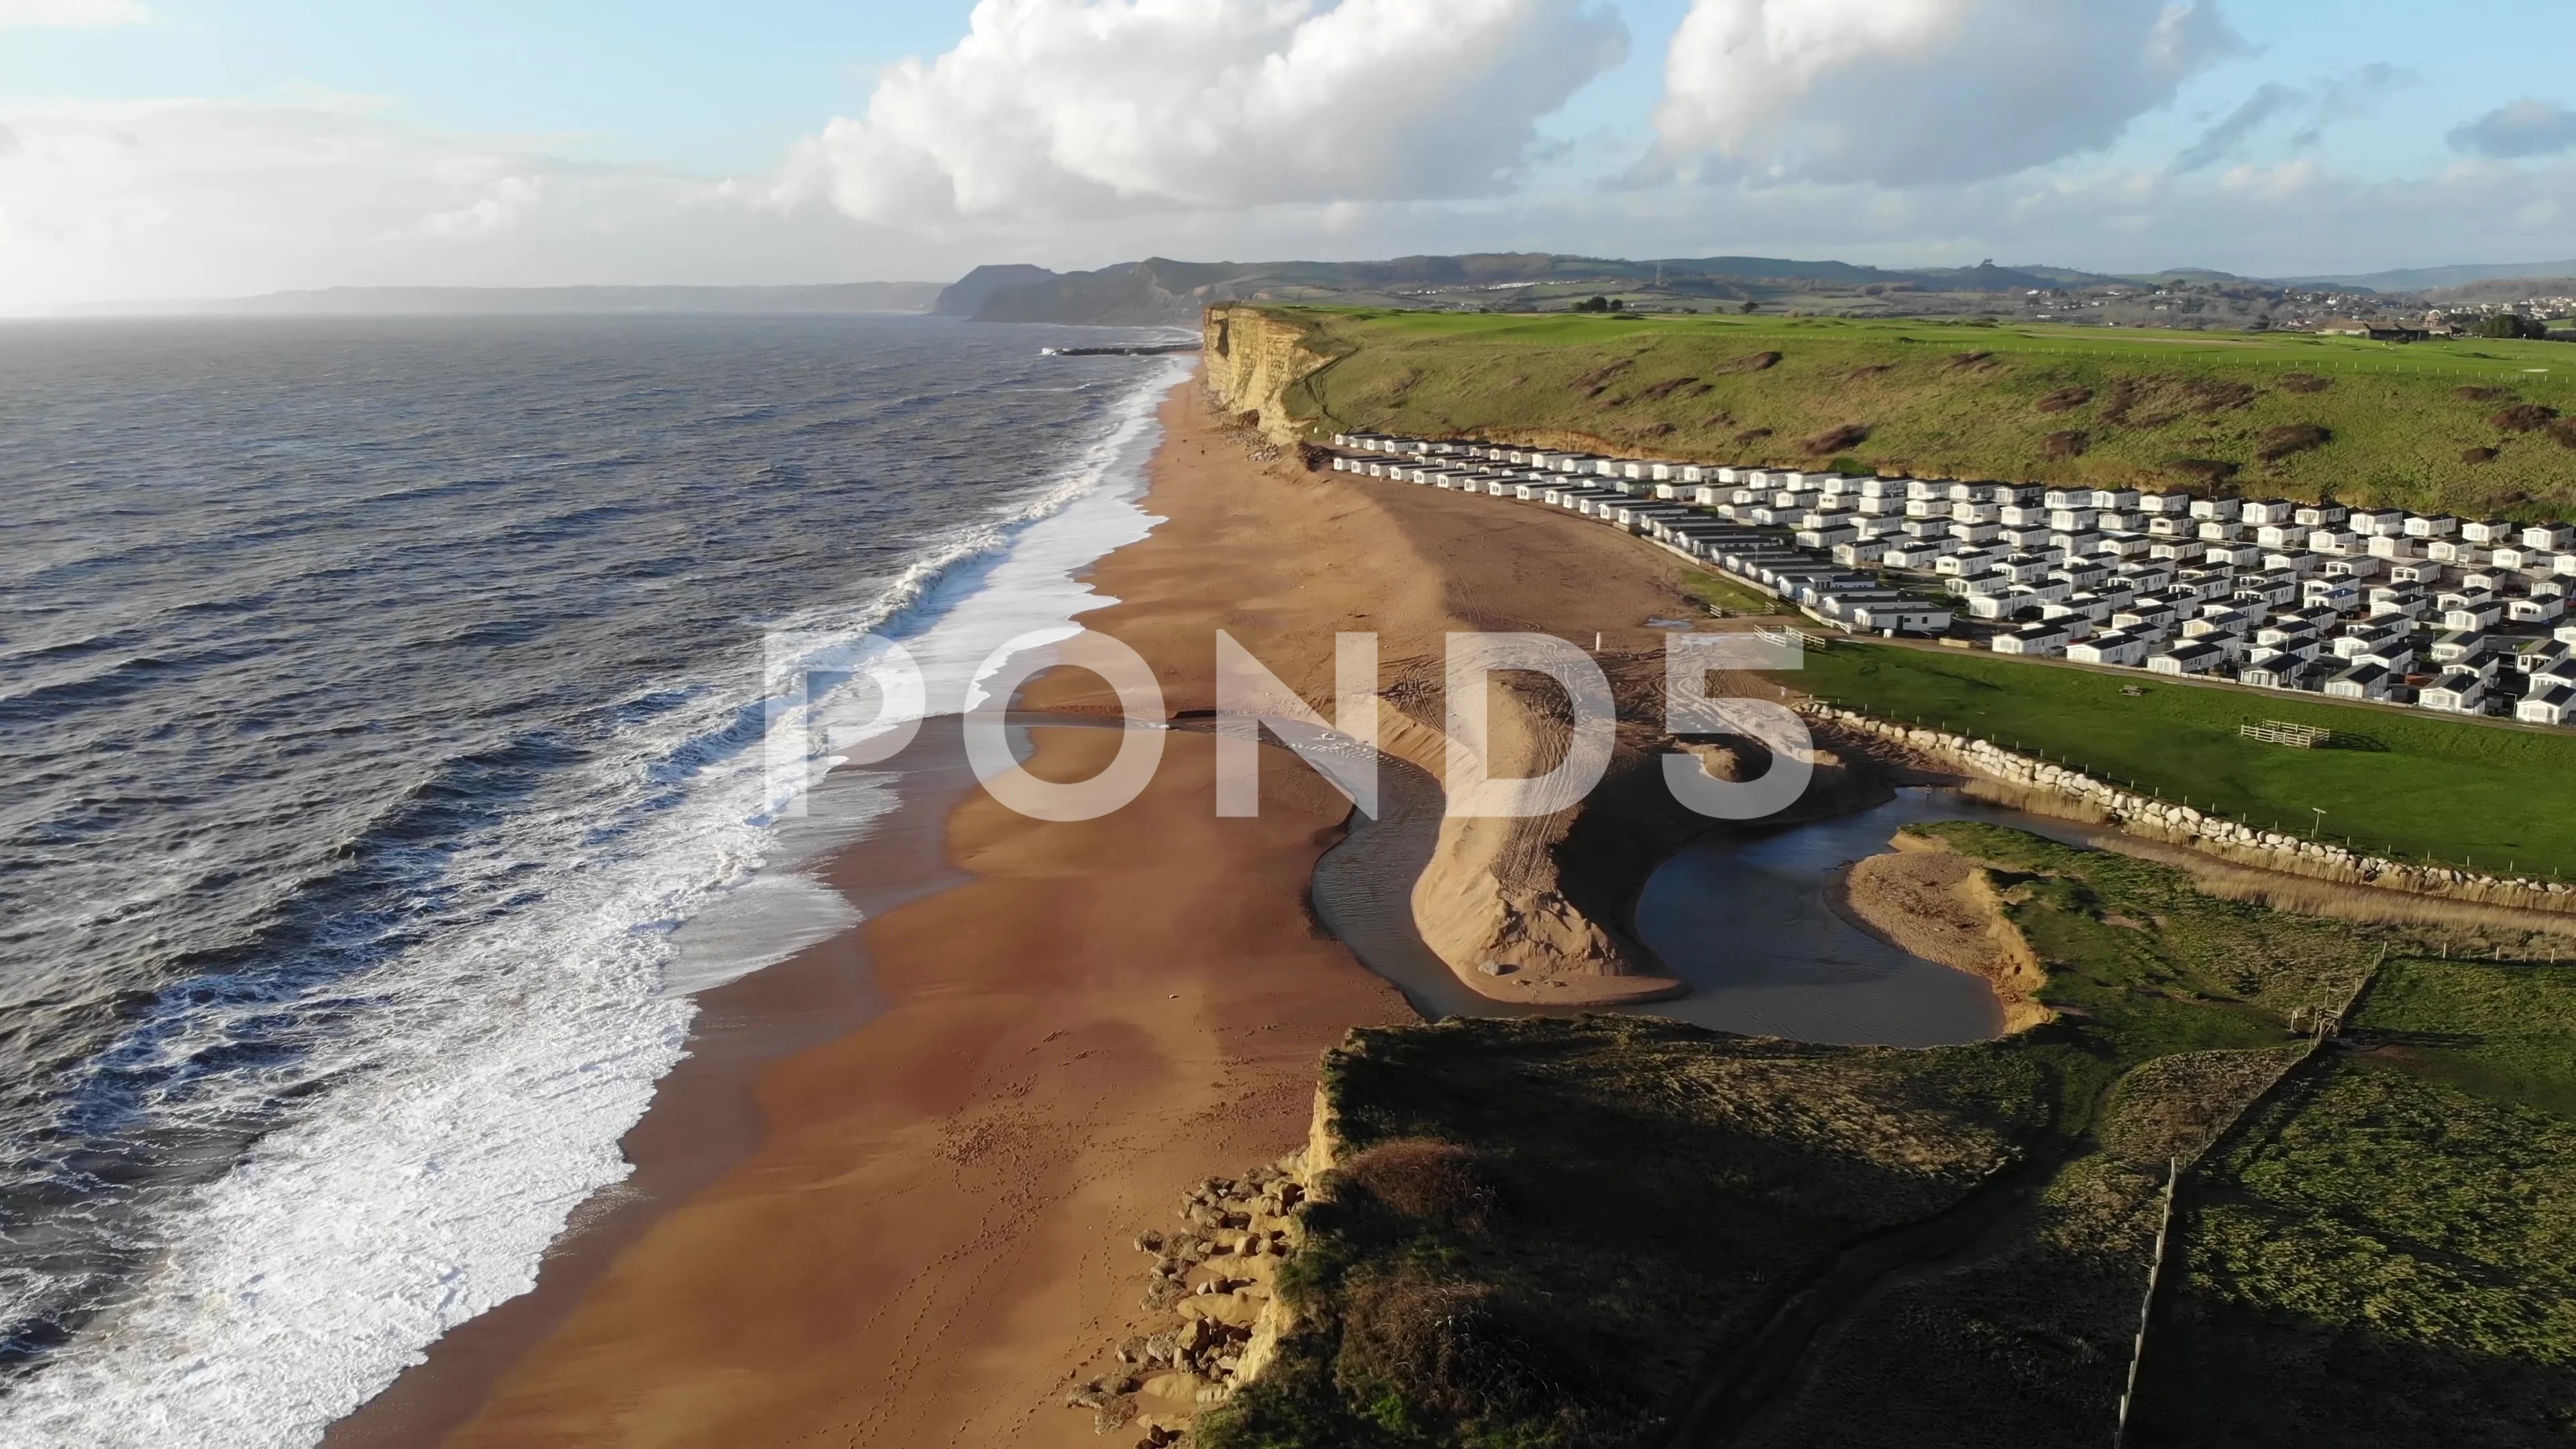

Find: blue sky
<box><xmin>3</xmin><ymin>1</ymin><xmax>2573</xmax><ymax>309</ymax></box>
<box><xmin>7</xmin><ymin>0</ymin><xmax>2544</xmax><ymax>177</ymax></box>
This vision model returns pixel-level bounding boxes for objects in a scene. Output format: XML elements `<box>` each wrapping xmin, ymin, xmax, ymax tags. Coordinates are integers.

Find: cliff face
<box><xmin>1203</xmin><ymin>305</ymin><xmax>1336</xmax><ymax>443</ymax></box>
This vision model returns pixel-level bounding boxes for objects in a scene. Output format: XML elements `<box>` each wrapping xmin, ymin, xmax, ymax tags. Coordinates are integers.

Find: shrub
<box><xmin>2257</xmin><ymin>423</ymin><xmax>2333</xmax><ymax>463</ymax></box>
<box><xmin>1336</xmin><ymin>1271</ymin><xmax>1591</xmax><ymax>1429</ymax></box>
<box><xmin>2279</xmin><ymin>372</ymin><xmax>2332</xmax><ymax>394</ymax></box>
<box><xmin>1332</xmin><ymin>1140</ymin><xmax>1503</xmax><ymax>1232</ymax></box>
<box><xmin>1805</xmin><ymin>422</ymin><xmax>1874</xmax><ymax>455</ymax></box>
<box><xmin>2036</xmin><ymin>386</ymin><xmax>2094</xmax><ymax>413</ymax></box>
<box><xmin>2491</xmin><ymin>403</ymin><xmax>2562</xmax><ymax>432</ymax></box>
<box><xmin>2042</xmin><ymin>429</ymin><xmax>2089</xmax><ymax>460</ymax></box>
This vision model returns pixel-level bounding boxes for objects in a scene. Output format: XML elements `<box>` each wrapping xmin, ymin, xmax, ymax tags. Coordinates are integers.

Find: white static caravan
<box><xmin>2418</xmin><ymin>674</ymin><xmax>2487</xmax><ymax>714</ymax></box>
<box><xmin>1994</xmin><ymin>623</ymin><xmax>2070</xmax><ymax>657</ymax></box>
<box><xmin>2068</xmin><ymin>632</ymin><xmax>2151</xmax><ymax>667</ymax></box>
<box><xmin>2520</xmin><ymin>683</ymin><xmax>2576</xmax><ymax>727</ymax></box>
<box><xmin>2324</xmin><ymin>661</ymin><xmax>2395</xmax><ymax>702</ymax></box>
<box><xmin>1831</xmin><ymin>600</ymin><xmax>1955</xmax><ymax>635</ymax></box>
<box><xmin>2147</xmin><ymin>641</ymin><xmax>2226</xmax><ymax>676</ymax></box>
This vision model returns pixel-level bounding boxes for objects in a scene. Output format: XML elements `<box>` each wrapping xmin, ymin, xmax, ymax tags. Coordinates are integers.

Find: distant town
<box><xmin>1332</xmin><ymin>433</ymin><xmax>2576</xmax><ymax>727</ymax></box>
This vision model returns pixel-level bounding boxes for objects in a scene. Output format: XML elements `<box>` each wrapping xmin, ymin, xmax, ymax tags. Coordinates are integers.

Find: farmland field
<box><xmin>1785</xmin><ymin>640</ymin><xmax>2576</xmax><ymax>877</ymax></box>
<box><xmin>1258</xmin><ymin>308</ymin><xmax>2576</xmax><ymax>521</ymax></box>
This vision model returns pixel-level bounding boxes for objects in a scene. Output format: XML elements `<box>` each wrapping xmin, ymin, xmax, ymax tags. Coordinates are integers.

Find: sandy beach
<box><xmin>327</xmin><ymin>376</ymin><xmax>1727</xmax><ymax>1446</ymax></box>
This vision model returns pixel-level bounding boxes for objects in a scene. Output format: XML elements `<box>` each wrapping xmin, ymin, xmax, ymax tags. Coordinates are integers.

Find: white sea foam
<box><xmin>0</xmin><ymin>355</ymin><xmax>1191</xmax><ymax>1448</ymax></box>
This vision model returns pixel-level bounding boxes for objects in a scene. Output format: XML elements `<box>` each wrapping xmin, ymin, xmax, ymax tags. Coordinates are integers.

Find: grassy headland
<box><xmin>1786</xmin><ymin>641</ymin><xmax>2576</xmax><ymax>877</ymax></box>
<box><xmin>1201</xmin><ymin>825</ymin><xmax>2452</xmax><ymax>1449</ymax></box>
<box><xmin>1244</xmin><ymin>307</ymin><xmax>2576</xmax><ymax>518</ymax></box>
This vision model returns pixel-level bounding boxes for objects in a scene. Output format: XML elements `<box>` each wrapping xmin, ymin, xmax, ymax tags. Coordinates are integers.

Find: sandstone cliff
<box><xmin>1203</xmin><ymin>304</ymin><xmax>1340</xmax><ymax>443</ymax></box>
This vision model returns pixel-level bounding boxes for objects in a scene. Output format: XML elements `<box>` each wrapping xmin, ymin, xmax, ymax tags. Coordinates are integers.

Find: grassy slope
<box><xmin>1202</xmin><ymin>827</ymin><xmax>2390</xmax><ymax>1449</ymax></box>
<box><xmin>1790</xmin><ymin>641</ymin><xmax>2576</xmax><ymax>876</ymax></box>
<box><xmin>1267</xmin><ymin>309</ymin><xmax>2576</xmax><ymax>519</ymax></box>
<box><xmin>2139</xmin><ymin>958</ymin><xmax>2576</xmax><ymax>1446</ymax></box>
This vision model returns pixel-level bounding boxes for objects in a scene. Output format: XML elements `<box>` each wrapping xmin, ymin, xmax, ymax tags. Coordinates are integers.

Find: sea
<box><xmin>0</xmin><ymin>313</ymin><xmax>1191</xmax><ymax>1446</ymax></box>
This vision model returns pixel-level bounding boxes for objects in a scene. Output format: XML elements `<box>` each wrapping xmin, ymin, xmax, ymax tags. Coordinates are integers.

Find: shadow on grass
<box><xmin>2131</xmin><ymin>1295</ymin><xmax>2576</xmax><ymax>1448</ymax></box>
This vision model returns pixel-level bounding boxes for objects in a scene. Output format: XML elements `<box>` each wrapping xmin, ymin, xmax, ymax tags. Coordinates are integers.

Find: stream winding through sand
<box><xmin>1309</xmin><ymin>761</ymin><xmax>2103</xmax><ymax>1044</ymax></box>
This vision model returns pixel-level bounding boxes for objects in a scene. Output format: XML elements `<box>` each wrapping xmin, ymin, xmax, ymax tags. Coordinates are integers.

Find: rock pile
<box><xmin>1064</xmin><ymin>1162</ymin><xmax>1309</xmax><ymax>1445</ymax></box>
<box><xmin>1809</xmin><ymin>704</ymin><xmax>2575</xmax><ymax>912</ymax></box>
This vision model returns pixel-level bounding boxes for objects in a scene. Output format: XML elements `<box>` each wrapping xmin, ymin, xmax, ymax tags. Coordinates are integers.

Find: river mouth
<box><xmin>1309</xmin><ymin>760</ymin><xmax>2102</xmax><ymax>1047</ymax></box>
<box><xmin>1632</xmin><ymin>790</ymin><xmax>2102</xmax><ymax>1046</ymax></box>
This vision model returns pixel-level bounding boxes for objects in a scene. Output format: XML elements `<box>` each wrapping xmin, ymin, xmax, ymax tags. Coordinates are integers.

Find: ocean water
<box><xmin>0</xmin><ymin>313</ymin><xmax>1187</xmax><ymax>1444</ymax></box>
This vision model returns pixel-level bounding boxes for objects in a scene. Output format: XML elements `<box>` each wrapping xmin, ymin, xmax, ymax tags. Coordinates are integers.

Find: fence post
<box><xmin>2113</xmin><ymin>1157</ymin><xmax>2184</xmax><ymax>1449</ymax></box>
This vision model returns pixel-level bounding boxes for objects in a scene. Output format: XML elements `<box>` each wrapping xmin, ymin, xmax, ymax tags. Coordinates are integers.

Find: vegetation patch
<box><xmin>1803</xmin><ymin>422</ymin><xmax>1872</xmax><ymax>455</ymax></box>
<box><xmin>1205</xmin><ymin>832</ymin><xmax>2402</xmax><ymax>1448</ymax></box>
<box><xmin>2041</xmin><ymin>429</ymin><xmax>2088</xmax><ymax>460</ymax></box>
<box><xmin>1680</xmin><ymin>568</ymin><xmax>1784</xmax><ymax>616</ymax></box>
<box><xmin>1263</xmin><ymin>307</ymin><xmax>2576</xmax><ymax>515</ymax></box>
<box><xmin>2255</xmin><ymin>422</ymin><xmax>2332</xmax><ymax>463</ymax></box>
<box><xmin>2279</xmin><ymin>371</ymin><xmax>2333</xmax><ymax>394</ymax></box>
<box><xmin>2167</xmin><ymin>456</ymin><xmax>2240</xmax><ymax>484</ymax></box>
<box><xmin>2141</xmin><ymin>1034</ymin><xmax>2576</xmax><ymax>1446</ymax></box>
<box><xmin>1792</xmin><ymin>641</ymin><xmax>2576</xmax><ymax>875</ymax></box>
<box><xmin>1633</xmin><ymin>375</ymin><xmax>1708</xmax><ymax>402</ymax></box>
<box><xmin>1201</xmin><ymin>1017</ymin><xmax>2050</xmax><ymax>1449</ymax></box>
<box><xmin>1572</xmin><ymin>358</ymin><xmax>1634</xmax><ymax>398</ymax></box>
<box><xmin>2493</xmin><ymin>402</ymin><xmax>2563</xmax><ymax>432</ymax></box>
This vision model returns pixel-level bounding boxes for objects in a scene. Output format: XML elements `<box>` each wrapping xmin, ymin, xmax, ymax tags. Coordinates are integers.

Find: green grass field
<box><xmin>2140</xmin><ymin>957</ymin><xmax>2576</xmax><ymax>1445</ymax></box>
<box><xmin>1677</xmin><ymin>567</ymin><xmax>1784</xmax><ymax>616</ymax></box>
<box><xmin>1258</xmin><ymin>307</ymin><xmax>2576</xmax><ymax>519</ymax></box>
<box><xmin>1787</xmin><ymin>641</ymin><xmax>2576</xmax><ymax>876</ymax></box>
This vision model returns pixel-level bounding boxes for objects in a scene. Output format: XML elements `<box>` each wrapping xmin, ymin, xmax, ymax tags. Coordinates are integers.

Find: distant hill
<box><xmin>2272</xmin><ymin>260</ymin><xmax>2576</xmax><ymax>292</ymax></box>
<box><xmin>2424</xmin><ymin>276</ymin><xmax>2576</xmax><ymax>305</ymax></box>
<box><xmin>928</xmin><ymin>266</ymin><xmax>1063</xmax><ymax>318</ymax></box>
<box><xmin>62</xmin><ymin>282</ymin><xmax>945</xmax><ymax>318</ymax></box>
<box><xmin>930</xmin><ymin>253</ymin><xmax>2133</xmax><ymax>325</ymax></box>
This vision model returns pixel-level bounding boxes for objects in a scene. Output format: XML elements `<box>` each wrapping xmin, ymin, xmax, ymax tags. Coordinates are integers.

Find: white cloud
<box><xmin>784</xmin><ymin>0</ymin><xmax>1627</xmax><ymax>223</ymax></box>
<box><xmin>1650</xmin><ymin>0</ymin><xmax>2242</xmax><ymax>186</ymax></box>
<box><xmin>0</xmin><ymin>0</ymin><xmax>152</xmax><ymax>27</ymax></box>
<box><xmin>2451</xmin><ymin>98</ymin><xmax>2576</xmax><ymax>160</ymax></box>
<box><xmin>0</xmin><ymin>96</ymin><xmax>916</xmax><ymax>311</ymax></box>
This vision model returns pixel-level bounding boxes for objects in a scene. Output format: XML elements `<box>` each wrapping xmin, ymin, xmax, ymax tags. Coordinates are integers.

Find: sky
<box><xmin>3</xmin><ymin>0</ymin><xmax>2574</xmax><ymax>311</ymax></box>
